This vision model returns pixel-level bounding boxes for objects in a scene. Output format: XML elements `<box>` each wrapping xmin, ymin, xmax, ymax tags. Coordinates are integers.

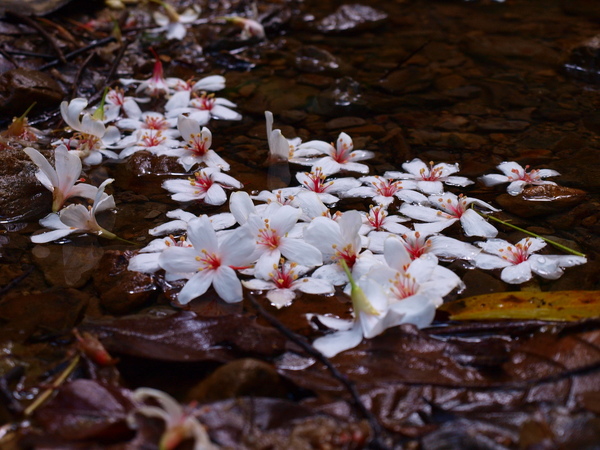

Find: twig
<box><xmin>7</xmin><ymin>12</ymin><xmax>67</xmax><ymax>64</ymax></box>
<box><xmin>0</xmin><ymin>265</ymin><xmax>34</xmax><ymax>299</ymax></box>
<box><xmin>245</xmin><ymin>293</ymin><xmax>389</xmax><ymax>449</ymax></box>
<box><xmin>23</xmin><ymin>355</ymin><xmax>80</xmax><ymax>417</ymax></box>
<box><xmin>70</xmin><ymin>52</ymin><xmax>95</xmax><ymax>99</ymax></box>
<box><xmin>87</xmin><ymin>38</ymin><xmax>131</xmax><ymax>106</ymax></box>
<box><xmin>39</xmin><ymin>36</ymin><xmax>116</xmax><ymax>71</ymax></box>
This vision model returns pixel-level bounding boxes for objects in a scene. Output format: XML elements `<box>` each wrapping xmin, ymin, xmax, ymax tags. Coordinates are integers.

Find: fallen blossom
<box><xmin>162</xmin><ymin>168</ymin><xmax>242</xmax><ymax>205</ymax></box>
<box><xmin>384</xmin><ymin>158</ymin><xmax>473</xmax><ymax>195</ymax></box>
<box><xmin>480</xmin><ymin>161</ymin><xmax>560</xmax><ymax>196</ymax></box>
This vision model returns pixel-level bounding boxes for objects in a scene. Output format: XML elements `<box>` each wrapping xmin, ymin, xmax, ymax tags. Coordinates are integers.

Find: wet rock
<box><xmin>462</xmin><ymin>35</ymin><xmax>561</xmax><ymax>66</ymax></box>
<box><xmin>564</xmin><ymin>35</ymin><xmax>600</xmax><ymax>84</ymax></box>
<box><xmin>325</xmin><ymin>116</ymin><xmax>366</xmax><ymax>130</ymax></box>
<box><xmin>295</xmin><ymin>46</ymin><xmax>341</xmax><ymax>74</ymax></box>
<box><xmin>0</xmin><ymin>147</ymin><xmax>51</xmax><ymax>223</ymax></box>
<box><xmin>316</xmin><ymin>4</ymin><xmax>387</xmax><ymax>34</ymax></box>
<box><xmin>0</xmin><ymin>69</ymin><xmax>63</xmax><ymax>116</ymax></box>
<box><xmin>93</xmin><ymin>250</ymin><xmax>157</xmax><ymax>315</ymax></box>
<box><xmin>0</xmin><ymin>288</ymin><xmax>89</xmax><ymax>339</ymax></box>
<box><xmin>476</xmin><ymin>118</ymin><xmax>530</xmax><ymax>132</ymax></box>
<box><xmin>311</xmin><ymin>77</ymin><xmax>366</xmax><ymax>116</ymax></box>
<box><xmin>561</xmin><ymin>0</ymin><xmax>600</xmax><ymax>20</ymax></box>
<box><xmin>32</xmin><ymin>242</ymin><xmax>104</xmax><ymax>288</ymax></box>
<box><xmin>0</xmin><ymin>0</ymin><xmax>73</xmax><ymax>17</ymax></box>
<box><xmin>548</xmin><ymin>147</ymin><xmax>600</xmax><ymax>192</ymax></box>
<box><xmin>495</xmin><ymin>185</ymin><xmax>587</xmax><ymax>218</ymax></box>
<box><xmin>380</xmin><ymin>67</ymin><xmax>434</xmax><ymax>94</ymax></box>
<box><xmin>187</xmin><ymin>358</ymin><xmax>286</xmax><ymax>402</ymax></box>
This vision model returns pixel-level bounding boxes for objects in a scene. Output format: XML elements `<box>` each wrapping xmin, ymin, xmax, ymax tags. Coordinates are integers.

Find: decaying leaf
<box><xmin>440</xmin><ymin>290</ymin><xmax>600</xmax><ymax>321</ymax></box>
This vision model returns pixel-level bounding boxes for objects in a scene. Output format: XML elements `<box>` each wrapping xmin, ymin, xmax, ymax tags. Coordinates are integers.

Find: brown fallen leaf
<box><xmin>439</xmin><ymin>290</ymin><xmax>600</xmax><ymax>321</ymax></box>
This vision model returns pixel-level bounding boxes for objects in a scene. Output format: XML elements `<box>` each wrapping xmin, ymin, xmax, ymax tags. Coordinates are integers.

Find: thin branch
<box><xmin>7</xmin><ymin>12</ymin><xmax>67</xmax><ymax>63</ymax></box>
<box><xmin>0</xmin><ymin>265</ymin><xmax>34</xmax><ymax>299</ymax></box>
<box><xmin>70</xmin><ymin>52</ymin><xmax>94</xmax><ymax>99</ymax></box>
<box><xmin>23</xmin><ymin>355</ymin><xmax>80</xmax><ymax>417</ymax></box>
<box><xmin>39</xmin><ymin>36</ymin><xmax>116</xmax><ymax>71</ymax></box>
<box><xmin>245</xmin><ymin>293</ymin><xmax>389</xmax><ymax>450</ymax></box>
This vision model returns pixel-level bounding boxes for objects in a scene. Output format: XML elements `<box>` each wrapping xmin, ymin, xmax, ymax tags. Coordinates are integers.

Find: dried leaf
<box><xmin>440</xmin><ymin>290</ymin><xmax>600</xmax><ymax>321</ymax></box>
<box><xmin>80</xmin><ymin>311</ymin><xmax>288</xmax><ymax>363</ymax></box>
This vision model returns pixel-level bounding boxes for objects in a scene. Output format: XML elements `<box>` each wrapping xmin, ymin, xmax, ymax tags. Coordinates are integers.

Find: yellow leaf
<box><xmin>439</xmin><ymin>291</ymin><xmax>600</xmax><ymax>321</ymax></box>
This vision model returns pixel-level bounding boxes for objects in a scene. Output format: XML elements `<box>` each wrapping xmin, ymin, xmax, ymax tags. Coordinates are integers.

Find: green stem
<box><xmin>18</xmin><ymin>102</ymin><xmax>37</xmax><ymax>120</ymax></box>
<box><xmin>477</xmin><ymin>211</ymin><xmax>586</xmax><ymax>258</ymax></box>
<box><xmin>99</xmin><ymin>228</ymin><xmax>139</xmax><ymax>246</ymax></box>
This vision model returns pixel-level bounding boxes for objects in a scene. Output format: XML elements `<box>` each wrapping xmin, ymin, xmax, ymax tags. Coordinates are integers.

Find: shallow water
<box><xmin>1</xmin><ymin>0</ymin><xmax>600</xmax><ymax>447</ymax></box>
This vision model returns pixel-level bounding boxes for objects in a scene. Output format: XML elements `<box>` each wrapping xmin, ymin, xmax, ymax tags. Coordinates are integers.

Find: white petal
<box><xmin>312</xmin><ymin>323</ymin><xmax>364</xmax><ymax>358</ymax></box>
<box><xmin>266</xmin><ymin>288</ymin><xmax>297</xmax><ymax>308</ymax></box>
<box><xmin>500</xmin><ymin>262</ymin><xmax>533</xmax><ymax>284</ymax></box>
<box><xmin>460</xmin><ymin>209</ymin><xmax>498</xmax><ymax>238</ymax></box>
<box><xmin>177</xmin><ymin>271</ymin><xmax>214</xmax><ymax>304</ymax></box>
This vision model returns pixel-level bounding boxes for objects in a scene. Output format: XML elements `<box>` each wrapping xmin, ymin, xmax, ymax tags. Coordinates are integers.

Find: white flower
<box><xmin>242</xmin><ymin>261</ymin><xmax>333</xmax><ymax>308</ymax></box>
<box><xmin>58</xmin><ymin>98</ymin><xmax>121</xmax><ymax>165</ymax></box>
<box><xmin>345</xmin><ymin>175</ymin><xmax>424</xmax><ymax>207</ymax></box>
<box><xmin>400</xmin><ymin>192</ymin><xmax>499</xmax><ymax>238</ymax></box>
<box><xmin>310</xmin><ymin>254</ymin><xmax>438</xmax><ymax>358</ymax></box>
<box><xmin>304</xmin><ymin>210</ymin><xmax>365</xmax><ymax>285</ymax></box>
<box><xmin>158</xmin><ymin>116</ymin><xmax>230</xmax><ymax>171</ymax></box>
<box><xmin>244</xmin><ymin>205</ymin><xmax>323</xmax><ymax>279</ymax></box>
<box><xmin>359</xmin><ymin>204</ymin><xmax>410</xmax><ymax>237</ymax></box>
<box><xmin>31</xmin><ymin>179</ymin><xmax>116</xmax><ymax>243</ymax></box>
<box><xmin>368</xmin><ymin>222</ymin><xmax>480</xmax><ymax>261</ymax></box>
<box><xmin>116</xmin><ymin>129</ymin><xmax>180</xmax><ymax>158</ymax></box>
<box><xmin>120</xmin><ymin>57</ymin><xmax>170</xmax><ymax>98</ymax></box>
<box><xmin>159</xmin><ymin>215</ymin><xmax>255</xmax><ymax>304</ymax></box>
<box><xmin>104</xmin><ymin>87</ymin><xmax>145</xmax><ymax>121</ymax></box>
<box><xmin>149</xmin><ymin>209</ymin><xmax>235</xmax><ymax>236</ymax></box>
<box><xmin>480</xmin><ymin>161</ymin><xmax>560</xmax><ymax>196</ymax></box>
<box><xmin>265</xmin><ymin>111</ymin><xmax>303</xmax><ymax>163</ymax></box>
<box><xmin>23</xmin><ymin>144</ymin><xmax>113</xmax><ymax>212</ymax></box>
<box><xmin>384</xmin><ymin>158</ymin><xmax>473</xmax><ymax>195</ymax></box>
<box><xmin>128</xmin><ymin>235</ymin><xmax>192</xmax><ymax>275</ymax></box>
<box><xmin>298</xmin><ymin>132</ymin><xmax>374</xmax><ymax>175</ymax></box>
<box><xmin>166</xmin><ymin>92</ymin><xmax>241</xmax><ymax>125</ymax></box>
<box><xmin>152</xmin><ymin>5</ymin><xmax>200</xmax><ymax>40</ymax></box>
<box><xmin>474</xmin><ymin>237</ymin><xmax>586</xmax><ymax>284</ymax></box>
<box><xmin>289</xmin><ymin>168</ymin><xmax>361</xmax><ymax>205</ymax></box>
<box><xmin>162</xmin><ymin>168</ymin><xmax>242</xmax><ymax>205</ymax></box>
<box><xmin>116</xmin><ymin>111</ymin><xmax>178</xmax><ymax>139</ymax></box>
<box><xmin>167</xmin><ymin>75</ymin><xmax>226</xmax><ymax>94</ymax></box>
<box><xmin>129</xmin><ymin>388</ymin><xmax>217</xmax><ymax>450</ymax></box>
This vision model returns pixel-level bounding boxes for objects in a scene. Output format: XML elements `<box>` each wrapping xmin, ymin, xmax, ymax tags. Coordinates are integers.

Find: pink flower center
<box><xmin>191</xmin><ymin>93</ymin><xmax>215</xmax><ymax>111</ymax></box>
<box><xmin>390</xmin><ymin>272</ymin><xmax>418</xmax><ymax>300</ymax></box>
<box><xmin>332</xmin><ymin>243</ymin><xmax>357</xmax><ymax>267</ymax></box>
<box><xmin>498</xmin><ymin>240</ymin><xmax>532</xmax><ymax>264</ymax></box>
<box><xmin>508</xmin><ymin>165</ymin><xmax>540</xmax><ymax>183</ymax></box>
<box><xmin>196</xmin><ymin>249</ymin><xmax>221</xmax><ymax>270</ymax></box>
<box><xmin>187</xmin><ymin>133</ymin><xmax>209</xmax><ymax>156</ymax></box>
<box><xmin>418</xmin><ymin>162</ymin><xmax>443</xmax><ymax>181</ymax></box>
<box><xmin>302</xmin><ymin>168</ymin><xmax>332</xmax><ymax>193</ymax></box>
<box><xmin>402</xmin><ymin>232</ymin><xmax>431</xmax><ymax>259</ymax></box>
<box><xmin>72</xmin><ymin>132</ymin><xmax>101</xmax><ymax>152</ymax></box>
<box><xmin>144</xmin><ymin>116</ymin><xmax>169</xmax><ymax>130</ymax></box>
<box><xmin>371</xmin><ymin>177</ymin><xmax>403</xmax><ymax>198</ymax></box>
<box><xmin>332</xmin><ymin>137</ymin><xmax>353</xmax><ymax>163</ymax></box>
<box><xmin>367</xmin><ymin>205</ymin><xmax>387</xmax><ymax>230</ymax></box>
<box><xmin>141</xmin><ymin>130</ymin><xmax>165</xmax><ymax>148</ymax></box>
<box><xmin>107</xmin><ymin>89</ymin><xmax>125</xmax><ymax>106</ymax></box>
<box><xmin>269</xmin><ymin>264</ymin><xmax>298</xmax><ymax>289</ymax></box>
<box><xmin>189</xmin><ymin>172</ymin><xmax>214</xmax><ymax>194</ymax></box>
<box><xmin>257</xmin><ymin>219</ymin><xmax>281</xmax><ymax>249</ymax></box>
<box><xmin>436</xmin><ymin>195</ymin><xmax>468</xmax><ymax>218</ymax></box>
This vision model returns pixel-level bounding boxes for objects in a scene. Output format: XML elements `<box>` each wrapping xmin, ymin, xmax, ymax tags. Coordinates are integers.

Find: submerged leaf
<box><xmin>440</xmin><ymin>290</ymin><xmax>600</xmax><ymax>321</ymax></box>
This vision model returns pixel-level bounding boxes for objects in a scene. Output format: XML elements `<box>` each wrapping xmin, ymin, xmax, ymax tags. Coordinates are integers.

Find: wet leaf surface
<box><xmin>441</xmin><ymin>290</ymin><xmax>600</xmax><ymax>321</ymax></box>
<box><xmin>79</xmin><ymin>310</ymin><xmax>290</xmax><ymax>363</ymax></box>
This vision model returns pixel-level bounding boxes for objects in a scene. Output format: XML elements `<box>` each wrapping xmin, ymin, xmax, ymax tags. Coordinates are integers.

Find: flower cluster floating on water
<box><xmin>16</xmin><ymin>50</ymin><xmax>587</xmax><ymax>359</ymax></box>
